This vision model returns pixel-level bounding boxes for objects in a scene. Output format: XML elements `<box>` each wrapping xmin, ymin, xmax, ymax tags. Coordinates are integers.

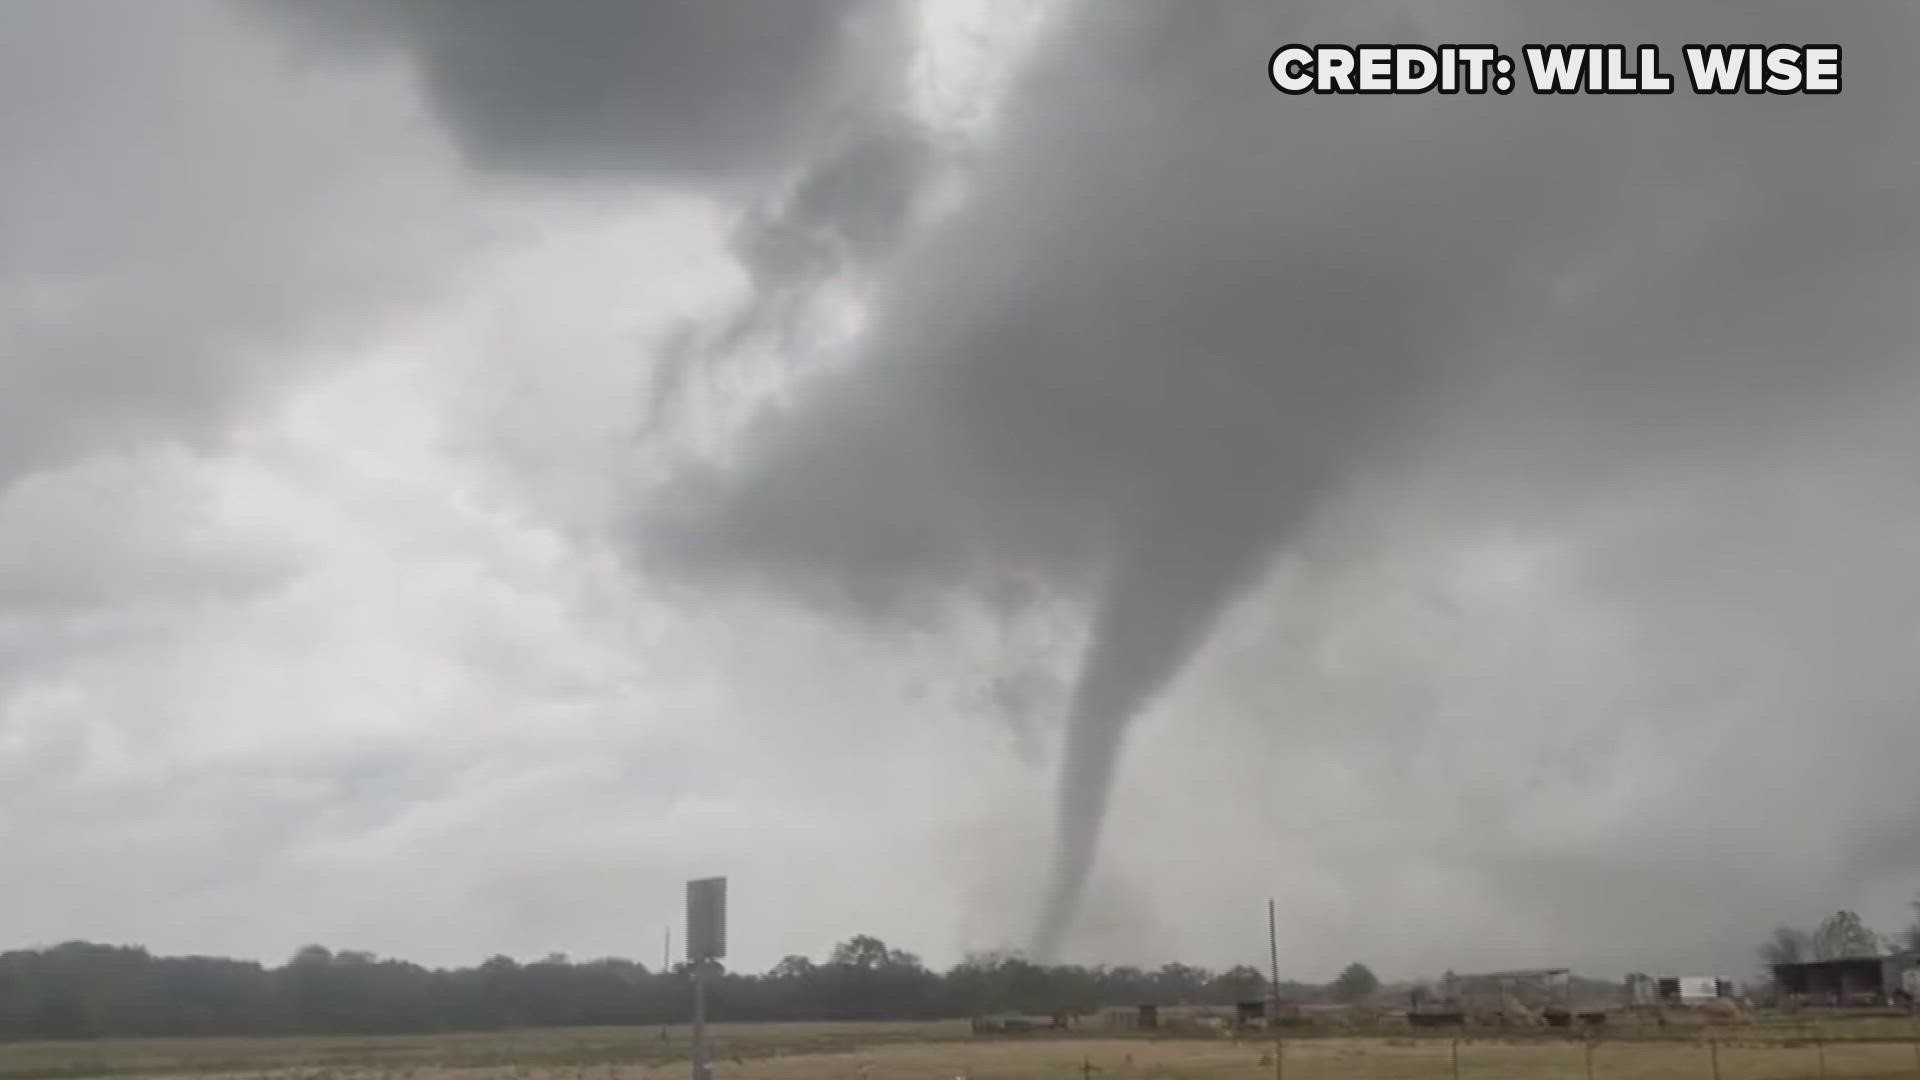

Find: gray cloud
<box><xmin>6</xmin><ymin>0</ymin><xmax>1919</xmax><ymax>985</ymax></box>
<box><xmin>647</xmin><ymin>111</ymin><xmax>942</xmax><ymax>439</ymax></box>
<box><xmin>0</xmin><ymin>0</ymin><xmax>474</xmax><ymax>489</ymax></box>
<box><xmin>266</xmin><ymin>0</ymin><xmax>909</xmax><ymax>186</ymax></box>
<box><xmin>642</xmin><ymin>0</ymin><xmax>1920</xmax><ymax>964</ymax></box>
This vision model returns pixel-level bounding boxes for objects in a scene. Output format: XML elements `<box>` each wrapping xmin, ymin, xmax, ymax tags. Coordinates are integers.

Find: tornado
<box><xmin>1029</xmin><ymin>473</ymin><xmax>1297</xmax><ymax>961</ymax></box>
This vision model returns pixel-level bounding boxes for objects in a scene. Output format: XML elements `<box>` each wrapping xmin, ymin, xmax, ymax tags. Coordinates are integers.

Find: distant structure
<box><xmin>1103</xmin><ymin>1004</ymin><xmax>1159</xmax><ymax>1030</ymax></box>
<box><xmin>1624</xmin><ymin>973</ymin><xmax>1658</xmax><ymax>1007</ymax></box>
<box><xmin>1657</xmin><ymin>976</ymin><xmax>1732</xmax><ymax>1005</ymax></box>
<box><xmin>1410</xmin><ymin>968</ymin><xmax>1592</xmax><ymax>1028</ymax></box>
<box><xmin>972</xmin><ymin>1013</ymin><xmax>1069</xmax><ymax>1034</ymax></box>
<box><xmin>1626</xmin><ymin>972</ymin><xmax>1733</xmax><ymax>1007</ymax></box>
<box><xmin>1774</xmin><ymin>950</ymin><xmax>1920</xmax><ymax>1007</ymax></box>
<box><xmin>1442</xmin><ymin>968</ymin><xmax>1574</xmax><ymax>1014</ymax></box>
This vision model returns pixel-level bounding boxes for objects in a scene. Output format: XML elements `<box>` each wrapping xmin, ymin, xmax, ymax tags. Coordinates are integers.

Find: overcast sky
<box><xmin>3</xmin><ymin>0</ymin><xmax>1917</xmax><ymax>985</ymax></box>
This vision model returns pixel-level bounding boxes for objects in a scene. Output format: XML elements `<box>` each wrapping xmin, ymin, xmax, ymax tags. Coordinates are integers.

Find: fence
<box><xmin>1227</xmin><ymin>1030</ymin><xmax>1920</xmax><ymax>1080</ymax></box>
<box><xmin>944</xmin><ymin>1028</ymin><xmax>1920</xmax><ymax>1080</ymax></box>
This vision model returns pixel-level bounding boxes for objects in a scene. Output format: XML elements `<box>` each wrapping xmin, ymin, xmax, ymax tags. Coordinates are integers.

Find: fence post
<box><xmin>1273</xmin><ymin>1036</ymin><xmax>1283</xmax><ymax>1080</ymax></box>
<box><xmin>1816</xmin><ymin>1034</ymin><xmax>1827</xmax><ymax>1079</ymax></box>
<box><xmin>1710</xmin><ymin>1037</ymin><xmax>1721</xmax><ymax>1080</ymax></box>
<box><xmin>1451</xmin><ymin>1038</ymin><xmax>1461</xmax><ymax>1080</ymax></box>
<box><xmin>1584</xmin><ymin>1036</ymin><xmax>1595</xmax><ymax>1080</ymax></box>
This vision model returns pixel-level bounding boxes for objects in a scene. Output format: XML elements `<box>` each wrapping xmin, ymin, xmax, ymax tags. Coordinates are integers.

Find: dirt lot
<box><xmin>5</xmin><ymin>1021</ymin><xmax>1920</xmax><ymax>1080</ymax></box>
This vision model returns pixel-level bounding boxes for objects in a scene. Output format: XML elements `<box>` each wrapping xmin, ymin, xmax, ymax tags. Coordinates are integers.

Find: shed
<box><xmin>1103</xmin><ymin>1003</ymin><xmax>1161</xmax><ymax>1030</ymax></box>
<box><xmin>1773</xmin><ymin>953</ymin><xmax>1919</xmax><ymax>1005</ymax></box>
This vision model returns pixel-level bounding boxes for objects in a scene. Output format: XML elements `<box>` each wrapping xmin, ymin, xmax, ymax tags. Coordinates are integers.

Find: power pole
<box><xmin>1269</xmin><ymin>899</ymin><xmax>1284</xmax><ymax>1080</ymax></box>
<box><xmin>660</xmin><ymin>927</ymin><xmax>672</xmax><ymax>1044</ymax></box>
<box><xmin>1267</xmin><ymin>899</ymin><xmax>1281</xmax><ymax>1005</ymax></box>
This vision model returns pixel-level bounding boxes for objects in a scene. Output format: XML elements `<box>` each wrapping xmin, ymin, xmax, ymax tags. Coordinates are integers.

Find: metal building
<box><xmin>1772</xmin><ymin>951</ymin><xmax>1920</xmax><ymax>1006</ymax></box>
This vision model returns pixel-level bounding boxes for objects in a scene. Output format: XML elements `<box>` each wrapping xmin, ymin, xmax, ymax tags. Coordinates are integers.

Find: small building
<box><xmin>1657</xmin><ymin>976</ymin><xmax>1729</xmax><ymax>1004</ymax></box>
<box><xmin>1773</xmin><ymin>952</ymin><xmax>1920</xmax><ymax>1006</ymax></box>
<box><xmin>1102</xmin><ymin>1003</ymin><xmax>1160</xmax><ymax>1030</ymax></box>
<box><xmin>972</xmin><ymin>1013</ymin><xmax>1068</xmax><ymax>1035</ymax></box>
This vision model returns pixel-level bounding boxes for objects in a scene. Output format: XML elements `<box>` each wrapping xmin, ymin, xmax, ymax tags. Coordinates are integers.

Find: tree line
<box><xmin>0</xmin><ymin>937</ymin><xmax>1381</xmax><ymax>1041</ymax></box>
<box><xmin>16</xmin><ymin>895</ymin><xmax>1910</xmax><ymax>1041</ymax></box>
<box><xmin>1756</xmin><ymin>898</ymin><xmax>1920</xmax><ymax>971</ymax></box>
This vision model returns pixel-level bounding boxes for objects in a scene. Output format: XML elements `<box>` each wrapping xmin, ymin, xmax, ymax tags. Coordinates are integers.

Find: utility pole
<box><xmin>1267</xmin><ymin>899</ymin><xmax>1281</xmax><ymax>1005</ymax></box>
<box><xmin>659</xmin><ymin>926</ymin><xmax>671</xmax><ymax>1045</ymax></box>
<box><xmin>1268</xmin><ymin>899</ymin><xmax>1283</xmax><ymax>1080</ymax></box>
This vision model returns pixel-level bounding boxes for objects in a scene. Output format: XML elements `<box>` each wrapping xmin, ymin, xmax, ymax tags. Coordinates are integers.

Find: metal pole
<box><xmin>1710</xmin><ymin>1037</ymin><xmax>1721</xmax><ymax>1080</ymax></box>
<box><xmin>1267</xmin><ymin>899</ymin><xmax>1281</xmax><ymax>1004</ymax></box>
<box><xmin>1451</xmin><ymin>1038</ymin><xmax>1461</xmax><ymax>1080</ymax></box>
<box><xmin>692</xmin><ymin>960</ymin><xmax>710</xmax><ymax>1080</ymax></box>
<box><xmin>660</xmin><ymin>928</ymin><xmax>672</xmax><ymax>1044</ymax></box>
<box><xmin>1268</xmin><ymin>899</ymin><xmax>1282</xmax><ymax>1080</ymax></box>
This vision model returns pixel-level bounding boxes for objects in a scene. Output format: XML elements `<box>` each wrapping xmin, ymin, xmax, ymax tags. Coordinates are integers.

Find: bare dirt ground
<box><xmin>6</xmin><ymin>1020</ymin><xmax>1920</xmax><ymax>1080</ymax></box>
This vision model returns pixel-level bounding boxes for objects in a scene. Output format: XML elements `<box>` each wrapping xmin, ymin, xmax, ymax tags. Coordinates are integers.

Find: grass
<box><xmin>3</xmin><ymin>1020</ymin><xmax>1920</xmax><ymax>1080</ymax></box>
<box><xmin>0</xmin><ymin>1024</ymin><xmax>967</xmax><ymax>1080</ymax></box>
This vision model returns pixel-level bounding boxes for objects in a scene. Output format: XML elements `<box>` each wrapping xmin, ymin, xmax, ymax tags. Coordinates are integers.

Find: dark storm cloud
<box><xmin>0</xmin><ymin>0</ymin><xmax>1001</xmax><ymax>972</ymax></box>
<box><xmin>647</xmin><ymin>112</ymin><xmax>941</xmax><ymax>434</ymax></box>
<box><xmin>640</xmin><ymin>0</ymin><xmax>1920</xmax><ymax>961</ymax></box>
<box><xmin>262</xmin><ymin>0</ymin><xmax>937</xmax><ymax>460</ymax></box>
<box><xmin>266</xmin><ymin>0</ymin><xmax>909</xmax><ymax>185</ymax></box>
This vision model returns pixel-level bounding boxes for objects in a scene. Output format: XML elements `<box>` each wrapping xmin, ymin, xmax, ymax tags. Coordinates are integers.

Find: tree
<box><xmin>1155</xmin><ymin>963</ymin><xmax>1210</xmax><ymax>1003</ymax></box>
<box><xmin>1907</xmin><ymin>891</ymin><xmax>1920</xmax><ymax>952</ymax></box>
<box><xmin>828</xmin><ymin>935</ymin><xmax>891</xmax><ymax>970</ymax></box>
<box><xmin>1331</xmin><ymin>962</ymin><xmax>1379</xmax><ymax>1003</ymax></box>
<box><xmin>1812</xmin><ymin>910</ymin><xmax>1882</xmax><ymax>960</ymax></box>
<box><xmin>769</xmin><ymin>955</ymin><xmax>816</xmax><ymax>980</ymax></box>
<box><xmin>1759</xmin><ymin>926</ymin><xmax>1812</xmax><ymax>967</ymax></box>
<box><xmin>1215</xmin><ymin>965</ymin><xmax>1269</xmax><ymax>1002</ymax></box>
<box><xmin>289</xmin><ymin>945</ymin><xmax>334</xmax><ymax>967</ymax></box>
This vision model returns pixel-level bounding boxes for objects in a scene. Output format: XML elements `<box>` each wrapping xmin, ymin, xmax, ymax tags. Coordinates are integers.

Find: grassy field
<box><xmin>6</xmin><ymin>1021</ymin><xmax>1920</xmax><ymax>1080</ymax></box>
<box><xmin>0</xmin><ymin>1023</ymin><xmax>968</xmax><ymax>1079</ymax></box>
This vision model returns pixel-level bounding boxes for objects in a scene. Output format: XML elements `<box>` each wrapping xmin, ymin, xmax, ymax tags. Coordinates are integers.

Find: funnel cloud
<box><xmin>9</xmin><ymin>0</ymin><xmax>1917</xmax><ymax>981</ymax></box>
<box><xmin>642</xmin><ymin>0</ymin><xmax>1920</xmax><ymax>959</ymax></box>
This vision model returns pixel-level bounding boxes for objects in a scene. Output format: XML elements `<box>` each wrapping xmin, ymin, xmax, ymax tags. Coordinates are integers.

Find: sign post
<box><xmin>685</xmin><ymin>877</ymin><xmax>727</xmax><ymax>1080</ymax></box>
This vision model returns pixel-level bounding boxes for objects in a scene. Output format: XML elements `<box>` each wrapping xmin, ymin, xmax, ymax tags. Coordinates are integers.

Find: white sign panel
<box><xmin>1676</xmin><ymin>976</ymin><xmax>1719</xmax><ymax>1001</ymax></box>
<box><xmin>686</xmin><ymin>877</ymin><xmax>727</xmax><ymax>961</ymax></box>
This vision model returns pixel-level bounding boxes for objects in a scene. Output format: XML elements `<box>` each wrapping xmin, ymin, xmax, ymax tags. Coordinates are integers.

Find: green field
<box><xmin>5</xmin><ymin>1020</ymin><xmax>1920</xmax><ymax>1080</ymax></box>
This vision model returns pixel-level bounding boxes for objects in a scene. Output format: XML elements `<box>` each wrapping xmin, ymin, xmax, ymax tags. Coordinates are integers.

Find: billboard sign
<box><xmin>686</xmin><ymin>877</ymin><xmax>727</xmax><ymax>962</ymax></box>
